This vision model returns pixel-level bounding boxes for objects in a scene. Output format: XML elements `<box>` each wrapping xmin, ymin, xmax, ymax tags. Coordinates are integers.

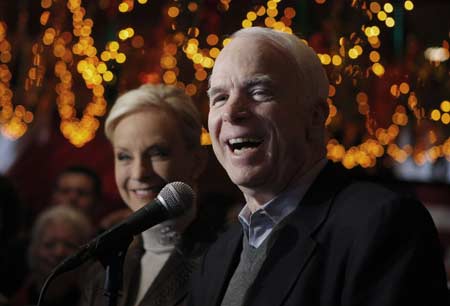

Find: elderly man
<box><xmin>188</xmin><ymin>27</ymin><xmax>448</xmax><ymax>306</ymax></box>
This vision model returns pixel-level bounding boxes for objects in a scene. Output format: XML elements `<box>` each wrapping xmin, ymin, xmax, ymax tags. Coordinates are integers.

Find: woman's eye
<box><xmin>116</xmin><ymin>152</ymin><xmax>131</xmax><ymax>161</ymax></box>
<box><xmin>148</xmin><ymin>147</ymin><xmax>169</xmax><ymax>159</ymax></box>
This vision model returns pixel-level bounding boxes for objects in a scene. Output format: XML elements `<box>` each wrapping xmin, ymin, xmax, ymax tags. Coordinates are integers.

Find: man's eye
<box><xmin>211</xmin><ymin>94</ymin><xmax>229</xmax><ymax>105</ymax></box>
<box><xmin>251</xmin><ymin>89</ymin><xmax>272</xmax><ymax>101</ymax></box>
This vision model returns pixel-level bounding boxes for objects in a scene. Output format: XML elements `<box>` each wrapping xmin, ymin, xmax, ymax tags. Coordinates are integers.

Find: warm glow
<box><xmin>431</xmin><ymin>109</ymin><xmax>441</xmax><ymax>121</ymax></box>
<box><xmin>404</xmin><ymin>0</ymin><xmax>414</xmax><ymax>10</ymax></box>
<box><xmin>440</xmin><ymin>100</ymin><xmax>450</xmax><ymax>112</ymax></box>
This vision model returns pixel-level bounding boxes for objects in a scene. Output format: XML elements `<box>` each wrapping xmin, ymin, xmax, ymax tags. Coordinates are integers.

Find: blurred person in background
<box><xmin>0</xmin><ymin>175</ymin><xmax>28</xmax><ymax>302</ymax></box>
<box><xmin>81</xmin><ymin>83</ymin><xmax>223</xmax><ymax>306</ymax></box>
<box><xmin>51</xmin><ymin>165</ymin><xmax>102</xmax><ymax>218</ymax></box>
<box><xmin>9</xmin><ymin>205</ymin><xmax>93</xmax><ymax>306</ymax></box>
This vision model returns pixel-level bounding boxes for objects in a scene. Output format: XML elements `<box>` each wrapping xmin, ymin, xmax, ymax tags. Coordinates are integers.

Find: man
<box><xmin>188</xmin><ymin>27</ymin><xmax>448</xmax><ymax>306</ymax></box>
<box><xmin>52</xmin><ymin>165</ymin><xmax>102</xmax><ymax>217</ymax></box>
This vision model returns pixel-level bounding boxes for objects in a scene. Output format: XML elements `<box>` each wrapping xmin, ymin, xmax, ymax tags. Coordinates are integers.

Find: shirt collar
<box><xmin>238</xmin><ymin>159</ymin><xmax>328</xmax><ymax>233</ymax></box>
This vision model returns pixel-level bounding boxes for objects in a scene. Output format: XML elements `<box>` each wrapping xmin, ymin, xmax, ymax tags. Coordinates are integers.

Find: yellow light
<box><xmin>267</xmin><ymin>1</ymin><xmax>277</xmax><ymax>9</ymax></box>
<box><xmin>265</xmin><ymin>17</ymin><xmax>275</xmax><ymax>27</ymax></box>
<box><xmin>109</xmin><ymin>41</ymin><xmax>119</xmax><ymax>52</ymax></box>
<box><xmin>442</xmin><ymin>113</ymin><xmax>450</xmax><ymax>124</ymax></box>
<box><xmin>201</xmin><ymin>128</ymin><xmax>211</xmax><ymax>145</ymax></box>
<box><xmin>354</xmin><ymin>45</ymin><xmax>363</xmax><ymax>55</ymax></box>
<box><xmin>118</xmin><ymin>30</ymin><xmax>128</xmax><ymax>40</ymax></box>
<box><xmin>163</xmin><ymin>70</ymin><xmax>177</xmax><ymax>84</ymax></box>
<box><xmin>103</xmin><ymin>71</ymin><xmax>113</xmax><ymax>82</ymax></box>
<box><xmin>332</xmin><ymin>55</ymin><xmax>342</xmax><ymax>66</ymax></box>
<box><xmin>385</xmin><ymin>17</ymin><xmax>395</xmax><ymax>27</ymax></box>
<box><xmin>404</xmin><ymin>0</ymin><xmax>414</xmax><ymax>10</ymax></box>
<box><xmin>242</xmin><ymin>19</ymin><xmax>252</xmax><ymax>28</ymax></box>
<box><xmin>440</xmin><ymin>100</ymin><xmax>450</xmax><ymax>112</ymax></box>
<box><xmin>209</xmin><ymin>47</ymin><xmax>220</xmax><ymax>58</ymax></box>
<box><xmin>223</xmin><ymin>38</ymin><xmax>231</xmax><ymax>47</ymax></box>
<box><xmin>372</xmin><ymin>63</ymin><xmax>385</xmax><ymax>76</ymax></box>
<box><xmin>101</xmin><ymin>51</ymin><xmax>111</xmax><ymax>61</ymax></box>
<box><xmin>321</xmin><ymin>54</ymin><xmax>331</xmax><ymax>65</ymax></box>
<box><xmin>377</xmin><ymin>11</ymin><xmax>387</xmax><ymax>21</ymax></box>
<box><xmin>137</xmin><ymin>0</ymin><xmax>148</xmax><ymax>3</ymax></box>
<box><xmin>369</xmin><ymin>51</ymin><xmax>380</xmax><ymax>62</ymax></box>
<box><xmin>399</xmin><ymin>82</ymin><xmax>410</xmax><ymax>94</ymax></box>
<box><xmin>383</xmin><ymin>3</ymin><xmax>394</xmax><ymax>13</ymax></box>
<box><xmin>348</xmin><ymin>48</ymin><xmax>358</xmax><ymax>59</ymax></box>
<box><xmin>369</xmin><ymin>2</ymin><xmax>381</xmax><ymax>13</ymax></box>
<box><xmin>247</xmin><ymin>11</ymin><xmax>257</xmax><ymax>21</ymax></box>
<box><xmin>97</xmin><ymin>62</ymin><xmax>107</xmax><ymax>73</ymax></box>
<box><xmin>431</xmin><ymin>109</ymin><xmax>441</xmax><ymax>121</ymax></box>
<box><xmin>202</xmin><ymin>57</ymin><xmax>214</xmax><ymax>69</ymax></box>
<box><xmin>256</xmin><ymin>6</ymin><xmax>266</xmax><ymax>16</ymax></box>
<box><xmin>116</xmin><ymin>53</ymin><xmax>126</xmax><ymax>63</ymax></box>
<box><xmin>371</xmin><ymin>26</ymin><xmax>380</xmax><ymax>36</ymax></box>
<box><xmin>192</xmin><ymin>53</ymin><xmax>203</xmax><ymax>64</ymax></box>
<box><xmin>118</xmin><ymin>2</ymin><xmax>129</xmax><ymax>12</ymax></box>
<box><xmin>266</xmin><ymin>8</ymin><xmax>278</xmax><ymax>18</ymax></box>
<box><xmin>167</xmin><ymin>6</ymin><xmax>180</xmax><ymax>18</ymax></box>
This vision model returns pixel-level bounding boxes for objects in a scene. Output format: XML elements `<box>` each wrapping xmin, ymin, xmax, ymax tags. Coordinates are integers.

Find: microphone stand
<box><xmin>98</xmin><ymin>236</ymin><xmax>133</xmax><ymax>306</ymax></box>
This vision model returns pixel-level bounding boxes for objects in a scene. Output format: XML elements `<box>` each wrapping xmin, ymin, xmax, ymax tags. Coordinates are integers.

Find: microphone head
<box><xmin>157</xmin><ymin>182</ymin><xmax>195</xmax><ymax>217</ymax></box>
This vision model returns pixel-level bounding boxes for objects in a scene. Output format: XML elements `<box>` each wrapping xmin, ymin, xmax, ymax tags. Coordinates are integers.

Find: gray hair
<box><xmin>105</xmin><ymin>84</ymin><xmax>203</xmax><ymax>150</ymax></box>
<box><xmin>29</xmin><ymin>206</ymin><xmax>92</xmax><ymax>265</ymax></box>
<box><xmin>231</xmin><ymin>27</ymin><xmax>329</xmax><ymax>110</ymax></box>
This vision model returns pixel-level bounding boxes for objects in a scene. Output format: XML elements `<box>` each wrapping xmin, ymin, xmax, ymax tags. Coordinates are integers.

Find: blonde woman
<box><xmin>81</xmin><ymin>84</ymin><xmax>210</xmax><ymax>306</ymax></box>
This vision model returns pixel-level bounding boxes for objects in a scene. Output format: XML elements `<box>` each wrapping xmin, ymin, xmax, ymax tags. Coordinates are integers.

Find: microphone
<box><xmin>52</xmin><ymin>181</ymin><xmax>194</xmax><ymax>275</ymax></box>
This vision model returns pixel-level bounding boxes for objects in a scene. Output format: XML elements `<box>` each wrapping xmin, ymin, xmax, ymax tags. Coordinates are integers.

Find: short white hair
<box><xmin>105</xmin><ymin>84</ymin><xmax>202</xmax><ymax>149</ymax></box>
<box><xmin>231</xmin><ymin>27</ymin><xmax>329</xmax><ymax>109</ymax></box>
<box><xmin>29</xmin><ymin>206</ymin><xmax>93</xmax><ymax>268</ymax></box>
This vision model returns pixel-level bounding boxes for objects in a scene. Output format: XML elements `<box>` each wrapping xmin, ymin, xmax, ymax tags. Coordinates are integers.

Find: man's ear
<box><xmin>306</xmin><ymin>98</ymin><xmax>328</xmax><ymax>142</ymax></box>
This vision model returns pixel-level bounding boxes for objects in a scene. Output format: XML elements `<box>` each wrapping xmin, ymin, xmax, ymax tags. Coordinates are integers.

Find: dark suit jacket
<box><xmin>189</xmin><ymin>164</ymin><xmax>448</xmax><ymax>306</ymax></box>
<box><xmin>80</xmin><ymin>237</ymin><xmax>199</xmax><ymax>306</ymax></box>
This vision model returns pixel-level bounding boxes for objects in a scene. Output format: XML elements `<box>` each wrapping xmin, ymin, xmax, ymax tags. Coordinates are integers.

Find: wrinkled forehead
<box><xmin>210</xmin><ymin>37</ymin><xmax>294</xmax><ymax>88</ymax></box>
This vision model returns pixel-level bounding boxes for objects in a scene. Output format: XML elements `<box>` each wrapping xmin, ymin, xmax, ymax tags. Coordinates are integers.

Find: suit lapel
<box><xmin>207</xmin><ymin>223</ymin><xmax>244</xmax><ymax>306</ymax></box>
<box><xmin>121</xmin><ymin>239</ymin><xmax>144</xmax><ymax>306</ymax></box>
<box><xmin>247</xmin><ymin>163</ymin><xmax>350</xmax><ymax>306</ymax></box>
<box><xmin>139</xmin><ymin>250</ymin><xmax>196</xmax><ymax>306</ymax></box>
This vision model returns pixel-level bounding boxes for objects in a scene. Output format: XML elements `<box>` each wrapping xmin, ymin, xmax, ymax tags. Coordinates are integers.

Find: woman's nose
<box><xmin>131</xmin><ymin>158</ymin><xmax>154</xmax><ymax>179</ymax></box>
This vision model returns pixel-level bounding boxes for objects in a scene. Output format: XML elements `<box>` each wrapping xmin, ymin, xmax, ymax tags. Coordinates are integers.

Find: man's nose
<box><xmin>222</xmin><ymin>95</ymin><xmax>250</xmax><ymax>123</ymax></box>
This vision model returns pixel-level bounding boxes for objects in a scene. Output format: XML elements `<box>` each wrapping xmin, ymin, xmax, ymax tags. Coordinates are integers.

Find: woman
<box><xmin>10</xmin><ymin>206</ymin><xmax>93</xmax><ymax>306</ymax></box>
<box><xmin>81</xmin><ymin>84</ymin><xmax>209</xmax><ymax>306</ymax></box>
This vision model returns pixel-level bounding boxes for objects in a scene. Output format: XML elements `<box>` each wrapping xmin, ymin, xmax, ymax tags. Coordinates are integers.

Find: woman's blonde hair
<box><xmin>105</xmin><ymin>84</ymin><xmax>202</xmax><ymax>149</ymax></box>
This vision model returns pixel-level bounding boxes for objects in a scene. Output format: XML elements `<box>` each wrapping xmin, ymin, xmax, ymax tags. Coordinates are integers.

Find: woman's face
<box><xmin>112</xmin><ymin>107</ymin><xmax>202</xmax><ymax>211</ymax></box>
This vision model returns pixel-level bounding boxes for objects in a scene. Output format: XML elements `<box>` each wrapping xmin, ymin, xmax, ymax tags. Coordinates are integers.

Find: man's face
<box><xmin>208</xmin><ymin>37</ymin><xmax>314</xmax><ymax>204</ymax></box>
<box><xmin>53</xmin><ymin>173</ymin><xmax>96</xmax><ymax>214</ymax></box>
<box><xmin>112</xmin><ymin>108</ymin><xmax>202</xmax><ymax>212</ymax></box>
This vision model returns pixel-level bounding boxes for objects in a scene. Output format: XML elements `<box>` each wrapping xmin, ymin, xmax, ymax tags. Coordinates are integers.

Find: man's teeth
<box><xmin>228</xmin><ymin>137</ymin><xmax>261</xmax><ymax>145</ymax></box>
<box><xmin>228</xmin><ymin>137</ymin><xmax>262</xmax><ymax>151</ymax></box>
